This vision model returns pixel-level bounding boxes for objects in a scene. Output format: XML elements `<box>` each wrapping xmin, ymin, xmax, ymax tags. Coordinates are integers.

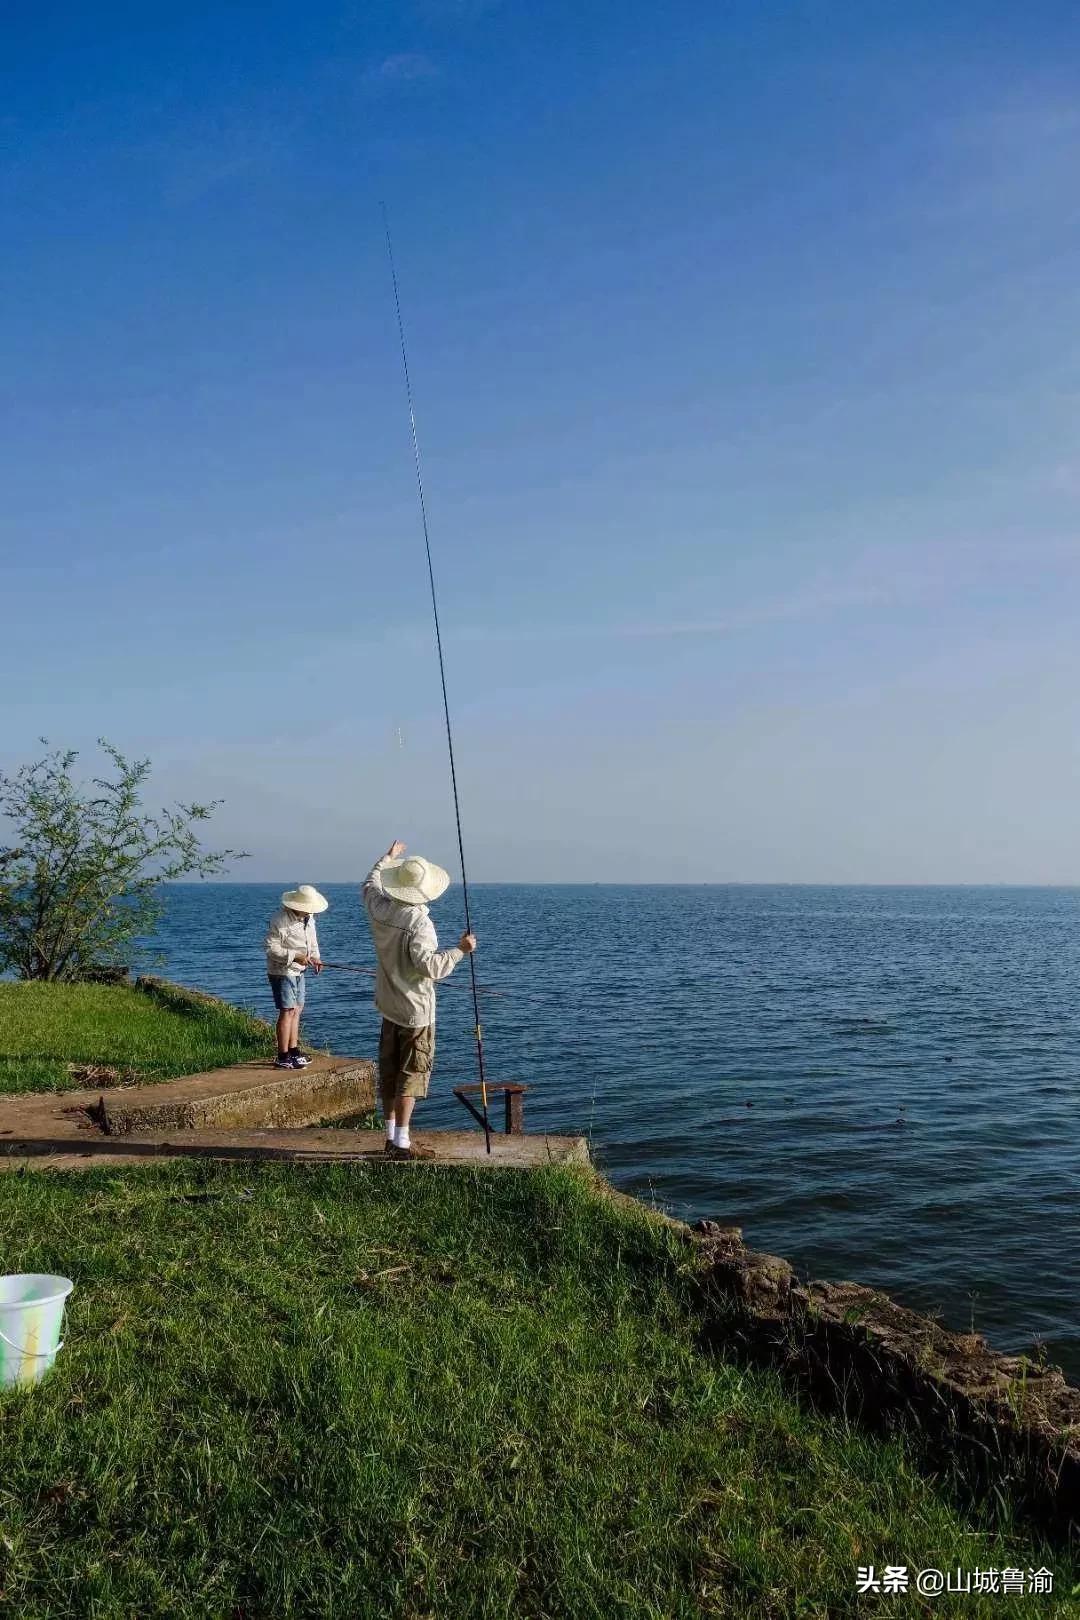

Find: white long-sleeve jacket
<box><xmin>264</xmin><ymin>908</ymin><xmax>321</xmax><ymax>978</ymax></box>
<box><xmin>362</xmin><ymin>856</ymin><xmax>463</xmax><ymax>1029</ymax></box>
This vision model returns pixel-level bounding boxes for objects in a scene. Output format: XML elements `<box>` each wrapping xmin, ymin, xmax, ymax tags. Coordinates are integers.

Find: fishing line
<box><xmin>588</xmin><ymin>1062</ymin><xmax>600</xmax><ymax>1153</ymax></box>
<box><xmin>320</xmin><ymin>961</ymin><xmax>507</xmax><ymax>997</ymax></box>
<box><xmin>382</xmin><ymin>205</ymin><xmax>493</xmax><ymax>1154</ymax></box>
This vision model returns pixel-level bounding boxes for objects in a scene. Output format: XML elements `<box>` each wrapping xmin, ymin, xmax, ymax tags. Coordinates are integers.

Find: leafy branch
<box><xmin>0</xmin><ymin>740</ymin><xmax>246</xmax><ymax>981</ymax></box>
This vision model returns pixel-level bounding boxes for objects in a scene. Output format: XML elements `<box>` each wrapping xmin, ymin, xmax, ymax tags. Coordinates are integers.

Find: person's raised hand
<box><xmin>459</xmin><ymin>932</ymin><xmax>477</xmax><ymax>955</ymax></box>
<box><xmin>387</xmin><ymin>839</ymin><xmax>407</xmax><ymax>859</ymax></box>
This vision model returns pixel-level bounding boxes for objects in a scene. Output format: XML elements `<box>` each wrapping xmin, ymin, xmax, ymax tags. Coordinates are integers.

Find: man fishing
<box><xmin>264</xmin><ymin>885</ymin><xmax>328</xmax><ymax>1069</ymax></box>
<box><xmin>363</xmin><ymin>839</ymin><xmax>476</xmax><ymax>1160</ymax></box>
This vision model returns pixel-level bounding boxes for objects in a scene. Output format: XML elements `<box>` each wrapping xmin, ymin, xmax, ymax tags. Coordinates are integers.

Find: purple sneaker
<box><xmin>273</xmin><ymin>1056</ymin><xmax>299</xmax><ymax>1070</ymax></box>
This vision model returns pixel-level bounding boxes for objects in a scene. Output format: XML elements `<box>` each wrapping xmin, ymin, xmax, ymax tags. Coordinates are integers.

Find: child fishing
<box><xmin>363</xmin><ymin>840</ymin><xmax>475</xmax><ymax>1158</ymax></box>
<box><xmin>263</xmin><ymin>885</ymin><xmax>328</xmax><ymax>1069</ymax></box>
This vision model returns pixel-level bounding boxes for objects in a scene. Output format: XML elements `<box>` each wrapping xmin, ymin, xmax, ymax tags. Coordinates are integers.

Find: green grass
<box><xmin>0</xmin><ymin>982</ymin><xmax>273</xmax><ymax>1094</ymax></box>
<box><xmin>0</xmin><ymin>1163</ymin><xmax>1074</xmax><ymax>1619</ymax></box>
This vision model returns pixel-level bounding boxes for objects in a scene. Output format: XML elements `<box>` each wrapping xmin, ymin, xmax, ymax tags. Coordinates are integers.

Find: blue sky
<box><xmin>4</xmin><ymin>1</ymin><xmax>1080</xmax><ymax>882</ymax></box>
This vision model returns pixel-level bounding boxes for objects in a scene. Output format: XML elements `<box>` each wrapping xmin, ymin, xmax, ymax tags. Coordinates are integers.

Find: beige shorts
<box><xmin>378</xmin><ymin>1019</ymin><xmax>436</xmax><ymax>1101</ymax></box>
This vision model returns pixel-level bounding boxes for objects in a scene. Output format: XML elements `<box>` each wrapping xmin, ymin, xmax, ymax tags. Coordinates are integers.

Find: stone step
<box><xmin>64</xmin><ymin>1125</ymin><xmax>589</xmax><ymax>1169</ymax></box>
<box><xmin>95</xmin><ymin>1054</ymin><xmax>376</xmax><ymax>1136</ymax></box>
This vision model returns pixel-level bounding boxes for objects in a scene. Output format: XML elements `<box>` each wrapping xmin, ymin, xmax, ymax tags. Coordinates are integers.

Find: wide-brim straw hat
<box><xmin>281</xmin><ymin>884</ymin><xmax>329</xmax><ymax>914</ymax></box>
<box><xmin>381</xmin><ymin>856</ymin><xmax>450</xmax><ymax>906</ymax></box>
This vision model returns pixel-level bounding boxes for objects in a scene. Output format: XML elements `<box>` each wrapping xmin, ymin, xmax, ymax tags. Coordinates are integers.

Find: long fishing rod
<box><xmin>320</xmin><ymin>961</ymin><xmax>506</xmax><ymax>997</ymax></box>
<box><xmin>382</xmin><ymin>205</ymin><xmax>493</xmax><ymax>1154</ymax></box>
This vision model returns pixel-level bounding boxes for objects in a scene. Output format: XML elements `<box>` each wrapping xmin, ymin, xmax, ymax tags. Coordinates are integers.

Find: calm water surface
<box><xmin>152</xmin><ymin>884</ymin><xmax>1080</xmax><ymax>1377</ymax></box>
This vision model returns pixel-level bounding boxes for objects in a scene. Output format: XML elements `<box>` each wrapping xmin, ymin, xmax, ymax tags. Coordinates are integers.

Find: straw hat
<box><xmin>281</xmin><ymin>884</ymin><xmax>329</xmax><ymax>914</ymax></box>
<box><xmin>381</xmin><ymin>856</ymin><xmax>450</xmax><ymax>906</ymax></box>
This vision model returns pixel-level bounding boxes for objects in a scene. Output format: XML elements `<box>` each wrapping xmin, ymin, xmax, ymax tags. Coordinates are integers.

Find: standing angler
<box><xmin>264</xmin><ymin>885</ymin><xmax>328</xmax><ymax>1069</ymax></box>
<box><xmin>364</xmin><ymin>839</ymin><xmax>476</xmax><ymax>1159</ymax></box>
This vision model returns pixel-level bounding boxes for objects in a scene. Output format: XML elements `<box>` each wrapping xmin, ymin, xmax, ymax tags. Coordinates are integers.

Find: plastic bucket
<box><xmin>0</xmin><ymin>1275</ymin><xmax>73</xmax><ymax>1388</ymax></box>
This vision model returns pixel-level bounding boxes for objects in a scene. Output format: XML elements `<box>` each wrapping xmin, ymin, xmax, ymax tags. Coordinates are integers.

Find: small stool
<box><xmin>452</xmin><ymin>1082</ymin><xmax>530</xmax><ymax>1135</ymax></box>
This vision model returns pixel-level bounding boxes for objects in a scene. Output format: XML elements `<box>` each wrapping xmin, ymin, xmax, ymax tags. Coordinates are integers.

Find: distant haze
<box><xmin>5</xmin><ymin>3</ymin><xmax>1080</xmax><ymax>883</ymax></box>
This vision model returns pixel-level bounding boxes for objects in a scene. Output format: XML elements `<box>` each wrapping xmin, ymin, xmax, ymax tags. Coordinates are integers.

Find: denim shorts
<box><xmin>268</xmin><ymin>973</ymin><xmax>305</xmax><ymax>1011</ymax></box>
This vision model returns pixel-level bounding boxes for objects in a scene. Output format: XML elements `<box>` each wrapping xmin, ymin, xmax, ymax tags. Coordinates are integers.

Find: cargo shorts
<box><xmin>378</xmin><ymin>1019</ymin><xmax>436</xmax><ymax>1101</ymax></box>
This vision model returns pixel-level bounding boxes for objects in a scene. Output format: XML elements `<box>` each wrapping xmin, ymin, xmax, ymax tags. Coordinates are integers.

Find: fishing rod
<box><xmin>383</xmin><ymin>206</ymin><xmax>493</xmax><ymax>1154</ymax></box>
<box><xmin>319</xmin><ymin>961</ymin><xmax>507</xmax><ymax>997</ymax></box>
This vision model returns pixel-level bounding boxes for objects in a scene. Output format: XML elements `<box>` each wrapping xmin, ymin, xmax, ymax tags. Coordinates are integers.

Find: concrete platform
<box><xmin>95</xmin><ymin>1053</ymin><xmax>377</xmax><ymax>1135</ymax></box>
<box><xmin>0</xmin><ymin>1055</ymin><xmax>589</xmax><ymax>1173</ymax></box>
<box><xmin>0</xmin><ymin>1128</ymin><xmax>589</xmax><ymax>1172</ymax></box>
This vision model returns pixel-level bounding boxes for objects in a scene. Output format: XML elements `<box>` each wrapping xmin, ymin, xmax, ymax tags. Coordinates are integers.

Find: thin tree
<box><xmin>0</xmin><ymin>741</ymin><xmax>245</xmax><ymax>981</ymax></box>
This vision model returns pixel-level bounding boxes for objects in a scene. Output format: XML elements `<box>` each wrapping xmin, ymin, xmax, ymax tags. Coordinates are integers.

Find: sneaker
<box><xmin>385</xmin><ymin>1141</ymin><xmax>437</xmax><ymax>1161</ymax></box>
<box><xmin>273</xmin><ymin>1056</ymin><xmax>300</xmax><ymax>1070</ymax></box>
<box><xmin>290</xmin><ymin>1052</ymin><xmax>312</xmax><ymax>1067</ymax></box>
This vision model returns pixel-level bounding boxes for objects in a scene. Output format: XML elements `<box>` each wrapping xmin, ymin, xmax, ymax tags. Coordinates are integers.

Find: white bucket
<box><xmin>0</xmin><ymin>1274</ymin><xmax>73</xmax><ymax>1388</ymax></box>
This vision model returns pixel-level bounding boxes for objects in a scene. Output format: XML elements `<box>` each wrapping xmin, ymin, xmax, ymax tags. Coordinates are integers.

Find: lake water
<box><xmin>150</xmin><ymin>883</ymin><xmax>1080</xmax><ymax>1379</ymax></box>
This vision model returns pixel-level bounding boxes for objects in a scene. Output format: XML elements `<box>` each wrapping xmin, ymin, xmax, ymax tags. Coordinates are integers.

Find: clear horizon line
<box><xmin>161</xmin><ymin>879</ymin><xmax>1080</xmax><ymax>890</ymax></box>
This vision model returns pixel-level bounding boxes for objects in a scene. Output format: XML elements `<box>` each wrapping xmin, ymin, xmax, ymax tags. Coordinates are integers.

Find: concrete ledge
<box><xmin>692</xmin><ymin>1219</ymin><xmax>1080</xmax><ymax>1542</ymax></box>
<box><xmin>95</xmin><ymin>1056</ymin><xmax>377</xmax><ymax>1136</ymax></box>
<box><xmin>0</xmin><ymin>1126</ymin><xmax>590</xmax><ymax>1171</ymax></box>
<box><xmin>0</xmin><ymin>1054</ymin><xmax>586</xmax><ymax>1173</ymax></box>
<box><xmin>122</xmin><ymin>1126</ymin><xmax>589</xmax><ymax>1168</ymax></box>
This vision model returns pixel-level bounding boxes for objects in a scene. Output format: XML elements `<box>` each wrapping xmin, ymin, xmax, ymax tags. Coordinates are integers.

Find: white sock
<box><xmin>394</xmin><ymin>1125</ymin><xmax>411</xmax><ymax>1150</ymax></box>
<box><xmin>385</xmin><ymin>1114</ymin><xmax>396</xmax><ymax>1143</ymax></box>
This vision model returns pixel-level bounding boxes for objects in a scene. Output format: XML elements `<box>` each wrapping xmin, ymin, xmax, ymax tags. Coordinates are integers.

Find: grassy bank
<box><xmin>0</xmin><ymin>981</ymin><xmax>272</xmax><ymax>1094</ymax></box>
<box><xmin>0</xmin><ymin>1162</ymin><xmax>1074</xmax><ymax>1619</ymax></box>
